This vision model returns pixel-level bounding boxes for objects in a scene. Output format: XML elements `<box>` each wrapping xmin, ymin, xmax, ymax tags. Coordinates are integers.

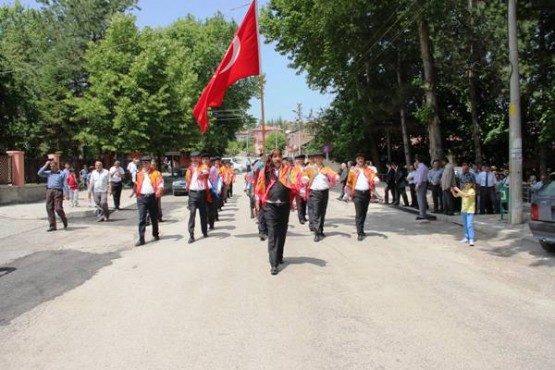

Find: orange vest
<box><xmin>186</xmin><ymin>164</ymin><xmax>210</xmax><ymax>191</ymax></box>
<box><xmin>136</xmin><ymin>169</ymin><xmax>164</xmax><ymax>198</ymax></box>
<box><xmin>345</xmin><ymin>166</ymin><xmax>376</xmax><ymax>196</ymax></box>
<box><xmin>254</xmin><ymin>165</ymin><xmax>298</xmax><ymax>206</ymax></box>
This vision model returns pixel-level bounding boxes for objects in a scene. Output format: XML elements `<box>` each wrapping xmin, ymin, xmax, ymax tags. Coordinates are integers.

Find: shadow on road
<box><xmin>0</xmin><ymin>250</ymin><xmax>121</xmax><ymax>326</ymax></box>
<box><xmin>0</xmin><ymin>267</ymin><xmax>16</xmax><ymax>278</ymax></box>
<box><xmin>282</xmin><ymin>256</ymin><xmax>327</xmax><ymax>269</ymax></box>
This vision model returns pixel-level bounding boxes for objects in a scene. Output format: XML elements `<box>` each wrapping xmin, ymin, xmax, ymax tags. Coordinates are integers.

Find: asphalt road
<box><xmin>1</xmin><ymin>178</ymin><xmax>554</xmax><ymax>369</ymax></box>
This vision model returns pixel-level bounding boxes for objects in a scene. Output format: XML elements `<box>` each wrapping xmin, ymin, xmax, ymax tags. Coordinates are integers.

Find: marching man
<box><xmin>302</xmin><ymin>152</ymin><xmax>340</xmax><ymax>242</ymax></box>
<box><xmin>186</xmin><ymin>152</ymin><xmax>211</xmax><ymax>243</ymax></box>
<box><xmin>343</xmin><ymin>153</ymin><xmax>379</xmax><ymax>241</ymax></box>
<box><xmin>135</xmin><ymin>156</ymin><xmax>164</xmax><ymax>246</ymax></box>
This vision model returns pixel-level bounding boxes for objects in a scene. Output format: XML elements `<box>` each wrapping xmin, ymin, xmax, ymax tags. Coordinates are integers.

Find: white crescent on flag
<box><xmin>219</xmin><ymin>36</ymin><xmax>241</xmax><ymax>74</ymax></box>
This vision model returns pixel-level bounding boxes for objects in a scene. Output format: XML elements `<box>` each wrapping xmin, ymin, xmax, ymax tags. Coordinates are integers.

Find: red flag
<box><xmin>193</xmin><ymin>1</ymin><xmax>260</xmax><ymax>133</ymax></box>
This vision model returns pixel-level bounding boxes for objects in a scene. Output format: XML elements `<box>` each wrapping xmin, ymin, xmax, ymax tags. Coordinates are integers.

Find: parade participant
<box><xmin>67</xmin><ymin>169</ymin><xmax>79</xmax><ymax>207</ymax></box>
<box><xmin>202</xmin><ymin>153</ymin><xmax>218</xmax><ymax>230</ymax></box>
<box><xmin>213</xmin><ymin>157</ymin><xmax>224</xmax><ymax>213</ymax></box>
<box><xmin>306</xmin><ymin>153</ymin><xmax>316</xmax><ymax>230</ymax></box>
<box><xmin>294</xmin><ymin>154</ymin><xmax>308</xmax><ymax>224</ymax></box>
<box><xmin>109</xmin><ymin>161</ymin><xmax>125</xmax><ymax>210</ymax></box>
<box><xmin>414</xmin><ymin>155</ymin><xmax>429</xmax><ymax>221</ymax></box>
<box><xmin>150</xmin><ymin>160</ymin><xmax>164</xmax><ymax>222</ymax></box>
<box><xmin>38</xmin><ymin>160</ymin><xmax>69</xmax><ymax>231</ymax></box>
<box><xmin>254</xmin><ymin>149</ymin><xmax>298</xmax><ymax>275</ymax></box>
<box><xmin>208</xmin><ymin>156</ymin><xmax>223</xmax><ymax>225</ymax></box>
<box><xmin>244</xmin><ymin>159</ymin><xmax>257</xmax><ymax>219</ymax></box>
<box><xmin>219</xmin><ymin>160</ymin><xmax>229</xmax><ymax>205</ymax></box>
<box><xmin>253</xmin><ymin>158</ymin><xmax>268</xmax><ymax>240</ymax></box>
<box><xmin>343</xmin><ymin>153</ymin><xmax>379</xmax><ymax>241</ymax></box>
<box><xmin>303</xmin><ymin>152</ymin><xmax>340</xmax><ymax>242</ymax></box>
<box><xmin>135</xmin><ymin>156</ymin><xmax>164</xmax><ymax>246</ymax></box>
<box><xmin>223</xmin><ymin>161</ymin><xmax>235</xmax><ymax>199</ymax></box>
<box><xmin>89</xmin><ymin>161</ymin><xmax>111</xmax><ymax>222</ymax></box>
<box><xmin>186</xmin><ymin>152</ymin><xmax>210</xmax><ymax>243</ymax></box>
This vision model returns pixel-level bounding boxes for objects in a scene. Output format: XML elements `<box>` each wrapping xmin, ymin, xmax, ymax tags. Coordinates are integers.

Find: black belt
<box><xmin>355</xmin><ymin>189</ymin><xmax>370</xmax><ymax>193</ymax></box>
<box><xmin>189</xmin><ymin>189</ymin><xmax>206</xmax><ymax>193</ymax></box>
<box><xmin>311</xmin><ymin>189</ymin><xmax>329</xmax><ymax>192</ymax></box>
<box><xmin>141</xmin><ymin>193</ymin><xmax>155</xmax><ymax>197</ymax></box>
<box><xmin>47</xmin><ymin>187</ymin><xmax>63</xmax><ymax>190</ymax></box>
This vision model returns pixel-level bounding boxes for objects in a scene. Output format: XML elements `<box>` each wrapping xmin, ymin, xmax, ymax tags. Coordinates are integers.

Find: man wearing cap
<box><xmin>135</xmin><ymin>157</ymin><xmax>164</xmax><ymax>246</ymax></box>
<box><xmin>294</xmin><ymin>154</ymin><xmax>308</xmax><ymax>224</ymax></box>
<box><xmin>302</xmin><ymin>152</ymin><xmax>340</xmax><ymax>242</ymax></box>
<box><xmin>186</xmin><ymin>152</ymin><xmax>210</xmax><ymax>243</ymax></box>
<box><xmin>205</xmin><ymin>154</ymin><xmax>220</xmax><ymax>230</ymax></box>
<box><xmin>38</xmin><ymin>160</ymin><xmax>69</xmax><ymax>231</ymax></box>
<box><xmin>344</xmin><ymin>153</ymin><xmax>379</xmax><ymax>241</ymax></box>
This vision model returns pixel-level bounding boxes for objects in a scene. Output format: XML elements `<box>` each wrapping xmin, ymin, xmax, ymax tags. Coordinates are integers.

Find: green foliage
<box><xmin>266</xmin><ymin>131</ymin><xmax>287</xmax><ymax>151</ymax></box>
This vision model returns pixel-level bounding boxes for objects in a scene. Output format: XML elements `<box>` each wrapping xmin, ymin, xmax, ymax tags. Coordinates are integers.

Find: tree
<box><xmin>266</xmin><ymin>131</ymin><xmax>287</xmax><ymax>151</ymax></box>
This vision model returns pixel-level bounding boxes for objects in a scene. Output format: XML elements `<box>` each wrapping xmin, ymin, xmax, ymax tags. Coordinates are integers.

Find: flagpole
<box><xmin>254</xmin><ymin>0</ymin><xmax>266</xmax><ymax>156</ymax></box>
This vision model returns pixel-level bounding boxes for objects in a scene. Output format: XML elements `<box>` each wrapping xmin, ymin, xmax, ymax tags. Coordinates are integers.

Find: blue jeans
<box><xmin>461</xmin><ymin>212</ymin><xmax>475</xmax><ymax>241</ymax></box>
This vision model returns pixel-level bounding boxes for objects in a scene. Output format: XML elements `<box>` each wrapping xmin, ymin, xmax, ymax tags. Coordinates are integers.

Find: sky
<box><xmin>3</xmin><ymin>0</ymin><xmax>335</xmax><ymax>122</ymax></box>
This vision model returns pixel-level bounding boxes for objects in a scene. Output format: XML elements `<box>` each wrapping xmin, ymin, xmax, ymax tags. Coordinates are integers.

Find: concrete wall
<box><xmin>0</xmin><ymin>184</ymin><xmax>46</xmax><ymax>206</ymax></box>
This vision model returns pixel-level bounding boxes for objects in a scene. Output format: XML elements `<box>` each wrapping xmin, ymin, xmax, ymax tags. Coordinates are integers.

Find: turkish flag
<box><xmin>193</xmin><ymin>1</ymin><xmax>260</xmax><ymax>133</ymax></box>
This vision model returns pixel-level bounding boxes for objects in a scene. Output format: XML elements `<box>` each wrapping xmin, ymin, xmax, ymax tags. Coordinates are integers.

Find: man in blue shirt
<box><xmin>38</xmin><ymin>160</ymin><xmax>69</xmax><ymax>231</ymax></box>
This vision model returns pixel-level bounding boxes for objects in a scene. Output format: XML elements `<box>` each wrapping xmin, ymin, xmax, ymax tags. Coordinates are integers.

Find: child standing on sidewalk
<box><xmin>451</xmin><ymin>180</ymin><xmax>477</xmax><ymax>246</ymax></box>
<box><xmin>67</xmin><ymin>169</ymin><xmax>80</xmax><ymax>207</ymax></box>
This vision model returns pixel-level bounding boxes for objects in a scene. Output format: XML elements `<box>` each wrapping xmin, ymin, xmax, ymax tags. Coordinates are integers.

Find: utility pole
<box><xmin>508</xmin><ymin>0</ymin><xmax>523</xmax><ymax>224</ymax></box>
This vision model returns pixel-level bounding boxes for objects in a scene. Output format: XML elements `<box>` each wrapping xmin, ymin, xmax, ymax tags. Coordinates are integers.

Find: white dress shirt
<box><xmin>189</xmin><ymin>169</ymin><xmax>207</xmax><ymax>191</ymax></box>
<box><xmin>355</xmin><ymin>171</ymin><xmax>370</xmax><ymax>191</ymax></box>
<box><xmin>311</xmin><ymin>172</ymin><xmax>330</xmax><ymax>190</ymax></box>
<box><xmin>109</xmin><ymin>166</ymin><xmax>125</xmax><ymax>183</ymax></box>
<box><xmin>90</xmin><ymin>169</ymin><xmax>110</xmax><ymax>193</ymax></box>
<box><xmin>140</xmin><ymin>171</ymin><xmax>155</xmax><ymax>195</ymax></box>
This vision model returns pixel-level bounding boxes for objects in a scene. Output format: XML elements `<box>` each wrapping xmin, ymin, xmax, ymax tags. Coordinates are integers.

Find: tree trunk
<box><xmin>468</xmin><ymin>0</ymin><xmax>482</xmax><ymax>166</ymax></box>
<box><xmin>416</xmin><ymin>0</ymin><xmax>443</xmax><ymax>161</ymax></box>
<box><xmin>355</xmin><ymin>78</ymin><xmax>381</xmax><ymax>169</ymax></box>
<box><xmin>397</xmin><ymin>53</ymin><xmax>412</xmax><ymax>167</ymax></box>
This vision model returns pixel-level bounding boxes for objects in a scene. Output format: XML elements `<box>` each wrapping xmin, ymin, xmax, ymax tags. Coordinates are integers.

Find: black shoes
<box><xmin>314</xmin><ymin>234</ymin><xmax>321</xmax><ymax>242</ymax></box>
<box><xmin>271</xmin><ymin>267</ymin><xmax>279</xmax><ymax>275</ymax></box>
<box><xmin>259</xmin><ymin>233</ymin><xmax>267</xmax><ymax>241</ymax></box>
<box><xmin>203</xmin><ymin>232</ymin><xmax>208</xmax><ymax>238</ymax></box>
<box><xmin>416</xmin><ymin>216</ymin><xmax>426</xmax><ymax>220</ymax></box>
<box><xmin>357</xmin><ymin>235</ymin><xmax>364</xmax><ymax>241</ymax></box>
<box><xmin>63</xmin><ymin>220</ymin><xmax>68</xmax><ymax>229</ymax></box>
<box><xmin>278</xmin><ymin>259</ymin><xmax>284</xmax><ymax>265</ymax></box>
<box><xmin>153</xmin><ymin>235</ymin><xmax>160</xmax><ymax>241</ymax></box>
<box><xmin>135</xmin><ymin>239</ymin><xmax>145</xmax><ymax>247</ymax></box>
<box><xmin>188</xmin><ymin>235</ymin><xmax>195</xmax><ymax>244</ymax></box>
<box><xmin>209</xmin><ymin>225</ymin><xmax>215</xmax><ymax>230</ymax></box>
<box><xmin>46</xmin><ymin>227</ymin><xmax>56</xmax><ymax>232</ymax></box>
<box><xmin>299</xmin><ymin>219</ymin><xmax>306</xmax><ymax>225</ymax></box>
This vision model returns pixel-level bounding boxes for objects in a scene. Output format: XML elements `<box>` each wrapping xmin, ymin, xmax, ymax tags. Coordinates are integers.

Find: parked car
<box><xmin>529</xmin><ymin>177</ymin><xmax>555</xmax><ymax>253</ymax></box>
<box><xmin>171</xmin><ymin>167</ymin><xmax>188</xmax><ymax>196</ymax></box>
<box><xmin>222</xmin><ymin>157</ymin><xmax>246</xmax><ymax>173</ymax></box>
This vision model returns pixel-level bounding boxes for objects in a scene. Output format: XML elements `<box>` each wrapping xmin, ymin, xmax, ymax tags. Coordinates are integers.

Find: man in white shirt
<box><xmin>476</xmin><ymin>164</ymin><xmax>498</xmax><ymax>214</ymax></box>
<box><xmin>109</xmin><ymin>161</ymin><xmax>125</xmax><ymax>210</ymax></box>
<box><xmin>127</xmin><ymin>159</ymin><xmax>139</xmax><ymax>198</ymax></box>
<box><xmin>89</xmin><ymin>161</ymin><xmax>111</xmax><ymax>221</ymax></box>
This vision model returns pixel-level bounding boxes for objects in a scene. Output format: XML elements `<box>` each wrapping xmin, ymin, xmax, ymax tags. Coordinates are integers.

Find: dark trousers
<box><xmin>479</xmin><ymin>186</ymin><xmax>497</xmax><ymax>214</ymax></box>
<box><xmin>409</xmin><ymin>184</ymin><xmax>418</xmax><ymax>207</ymax></box>
<box><xmin>307</xmin><ymin>194</ymin><xmax>315</xmax><ymax>230</ymax></box>
<box><xmin>265</xmin><ymin>203</ymin><xmax>290</xmax><ymax>268</ymax></box>
<box><xmin>442</xmin><ymin>189</ymin><xmax>454</xmax><ymax>214</ymax></box>
<box><xmin>395</xmin><ymin>184</ymin><xmax>409</xmax><ymax>206</ymax></box>
<box><xmin>229</xmin><ymin>183</ymin><xmax>233</xmax><ymax>197</ymax></box>
<box><xmin>46</xmin><ymin>188</ymin><xmax>67</xmax><ymax>228</ymax></box>
<box><xmin>258</xmin><ymin>206</ymin><xmax>268</xmax><ymax>236</ymax></box>
<box><xmin>157</xmin><ymin>197</ymin><xmax>163</xmax><ymax>221</ymax></box>
<box><xmin>137</xmin><ymin>194</ymin><xmax>159</xmax><ymax>241</ymax></box>
<box><xmin>297</xmin><ymin>197</ymin><xmax>307</xmax><ymax>223</ymax></box>
<box><xmin>111</xmin><ymin>181</ymin><xmax>123</xmax><ymax>209</ymax></box>
<box><xmin>309</xmin><ymin>189</ymin><xmax>329</xmax><ymax>235</ymax></box>
<box><xmin>431</xmin><ymin>185</ymin><xmax>443</xmax><ymax>212</ymax></box>
<box><xmin>188</xmin><ymin>190</ymin><xmax>208</xmax><ymax>236</ymax></box>
<box><xmin>339</xmin><ymin>181</ymin><xmax>347</xmax><ymax>199</ymax></box>
<box><xmin>207</xmin><ymin>198</ymin><xmax>217</xmax><ymax>228</ymax></box>
<box><xmin>354</xmin><ymin>190</ymin><xmax>370</xmax><ymax>235</ymax></box>
<box><xmin>384</xmin><ymin>183</ymin><xmax>396</xmax><ymax>204</ymax></box>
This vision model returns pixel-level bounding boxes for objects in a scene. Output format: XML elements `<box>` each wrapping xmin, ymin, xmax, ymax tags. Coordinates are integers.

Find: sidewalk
<box><xmin>0</xmin><ymin>187</ymin><xmax>137</xmax><ymax>221</ymax></box>
<box><xmin>373</xmin><ymin>184</ymin><xmax>535</xmax><ymax>243</ymax></box>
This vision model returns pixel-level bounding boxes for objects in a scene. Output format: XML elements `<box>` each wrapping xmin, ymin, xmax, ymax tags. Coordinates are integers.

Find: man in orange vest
<box><xmin>302</xmin><ymin>152</ymin><xmax>340</xmax><ymax>242</ymax></box>
<box><xmin>186</xmin><ymin>151</ymin><xmax>210</xmax><ymax>244</ymax></box>
<box><xmin>294</xmin><ymin>154</ymin><xmax>308</xmax><ymax>225</ymax></box>
<box><xmin>344</xmin><ymin>153</ymin><xmax>379</xmax><ymax>241</ymax></box>
<box><xmin>135</xmin><ymin>156</ymin><xmax>164</xmax><ymax>246</ymax></box>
